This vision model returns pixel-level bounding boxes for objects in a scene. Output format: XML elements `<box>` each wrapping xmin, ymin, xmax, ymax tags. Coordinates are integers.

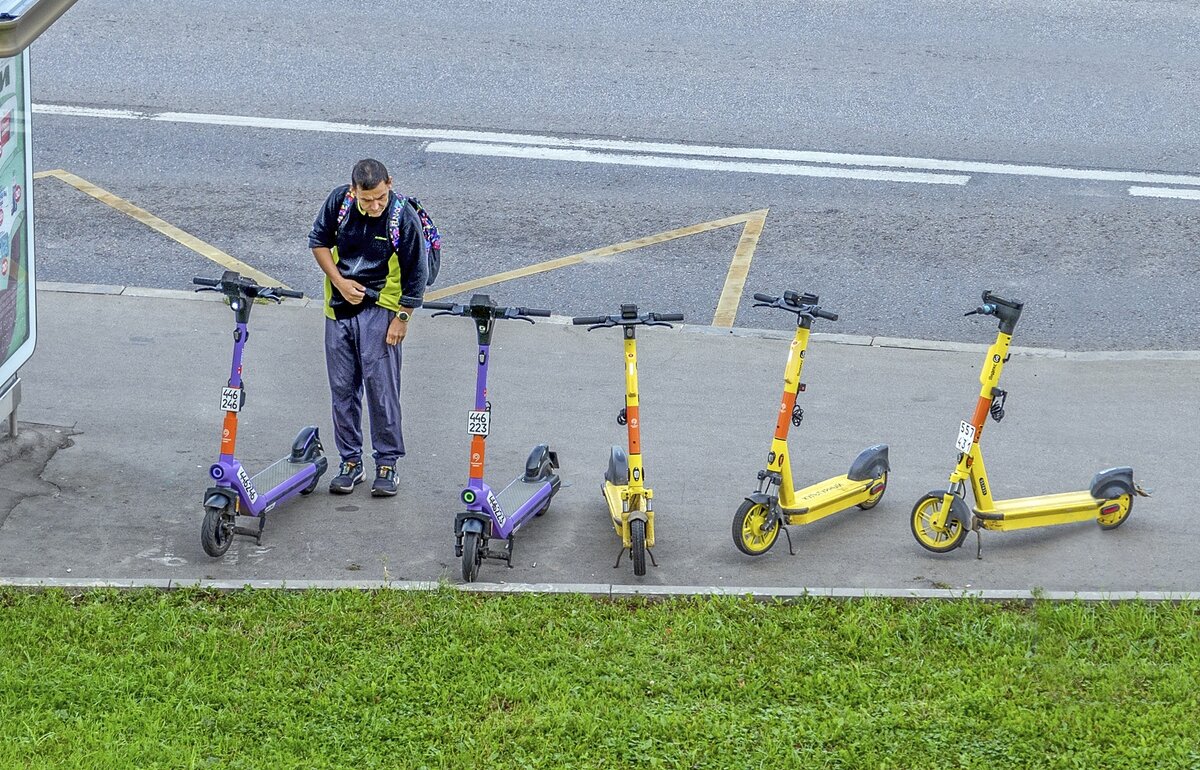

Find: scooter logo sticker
<box><xmin>488</xmin><ymin>491</ymin><xmax>505</xmax><ymax>526</ymax></box>
<box><xmin>237</xmin><ymin>466</ymin><xmax>259</xmax><ymax>503</ymax></box>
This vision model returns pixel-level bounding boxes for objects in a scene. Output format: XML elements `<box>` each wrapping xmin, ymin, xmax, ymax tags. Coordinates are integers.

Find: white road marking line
<box><xmin>425</xmin><ymin>141</ymin><xmax>970</xmax><ymax>185</ymax></box>
<box><xmin>1128</xmin><ymin>186</ymin><xmax>1200</xmax><ymax>201</ymax></box>
<box><xmin>34</xmin><ymin>103</ymin><xmax>1200</xmax><ymax>188</ymax></box>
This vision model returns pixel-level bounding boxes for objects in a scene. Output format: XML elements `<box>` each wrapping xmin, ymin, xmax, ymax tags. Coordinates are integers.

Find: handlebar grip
<box><xmin>815</xmin><ymin>309</ymin><xmax>838</xmax><ymax>321</ymax></box>
<box><xmin>655</xmin><ymin>313</ymin><xmax>685</xmax><ymax>322</ymax></box>
<box><xmin>192</xmin><ymin>277</ymin><xmax>220</xmax><ymax>287</ymax></box>
<box><xmin>424</xmin><ymin>301</ymin><xmax>455</xmax><ymax>311</ymax></box>
<box><xmin>572</xmin><ymin>315</ymin><xmax>608</xmax><ymax>325</ymax></box>
<box><xmin>752</xmin><ymin>293</ymin><xmax>777</xmax><ymax>303</ymax></box>
<box><xmin>520</xmin><ymin>308</ymin><xmax>552</xmax><ymax>318</ymax></box>
<box><xmin>275</xmin><ymin>288</ymin><xmax>304</xmax><ymax>299</ymax></box>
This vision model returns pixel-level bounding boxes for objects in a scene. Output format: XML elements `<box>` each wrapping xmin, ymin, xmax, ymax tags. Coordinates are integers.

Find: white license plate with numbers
<box><xmin>220</xmin><ymin>387</ymin><xmax>242</xmax><ymax>413</ymax></box>
<box><xmin>955</xmin><ymin>421</ymin><xmax>976</xmax><ymax>453</ymax></box>
<box><xmin>467</xmin><ymin>410</ymin><xmax>490</xmax><ymax>436</ymax></box>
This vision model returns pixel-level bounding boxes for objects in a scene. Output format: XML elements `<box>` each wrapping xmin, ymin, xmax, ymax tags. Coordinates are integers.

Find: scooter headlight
<box><xmin>462</xmin><ymin>490</ymin><xmax>476</xmax><ymax>505</ymax></box>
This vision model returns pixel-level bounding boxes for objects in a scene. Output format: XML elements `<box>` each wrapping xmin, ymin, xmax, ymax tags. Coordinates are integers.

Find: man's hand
<box><xmin>337</xmin><ymin>278</ymin><xmax>367</xmax><ymax>305</ymax></box>
<box><xmin>387</xmin><ymin>316</ymin><xmax>409</xmax><ymax>345</ymax></box>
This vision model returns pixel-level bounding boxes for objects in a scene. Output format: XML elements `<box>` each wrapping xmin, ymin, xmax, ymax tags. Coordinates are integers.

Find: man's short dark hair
<box><xmin>351</xmin><ymin>158</ymin><xmax>389</xmax><ymax>190</ymax></box>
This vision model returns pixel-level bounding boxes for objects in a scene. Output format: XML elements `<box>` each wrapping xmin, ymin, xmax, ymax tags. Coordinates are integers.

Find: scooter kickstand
<box><xmin>781</xmin><ymin>525</ymin><xmax>796</xmax><ymax>556</ymax></box>
<box><xmin>975</xmin><ymin>529</ymin><xmax>983</xmax><ymax>560</ymax></box>
<box><xmin>647</xmin><ymin>548</ymin><xmax>658</xmax><ymax>568</ymax></box>
<box><xmin>613</xmin><ymin>546</ymin><xmax>625</xmax><ymax>569</ymax></box>
<box><xmin>504</xmin><ymin>536</ymin><xmax>514</xmax><ymax>568</ymax></box>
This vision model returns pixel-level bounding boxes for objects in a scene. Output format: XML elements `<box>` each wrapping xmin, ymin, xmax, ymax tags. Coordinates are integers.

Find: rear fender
<box><xmin>1090</xmin><ymin>467</ymin><xmax>1134</xmax><ymax>499</ymax></box>
<box><xmin>605</xmin><ymin>446</ymin><xmax>630</xmax><ymax>486</ymax></box>
<box><xmin>524</xmin><ymin>444</ymin><xmax>558</xmax><ymax>482</ymax></box>
<box><xmin>289</xmin><ymin>426</ymin><xmax>322</xmax><ymax>462</ymax></box>
<box><xmin>847</xmin><ymin>444</ymin><xmax>890</xmax><ymax>482</ymax></box>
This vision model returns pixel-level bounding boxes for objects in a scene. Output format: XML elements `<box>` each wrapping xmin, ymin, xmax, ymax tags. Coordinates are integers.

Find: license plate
<box><xmin>955</xmin><ymin>421</ymin><xmax>976</xmax><ymax>453</ymax></box>
<box><xmin>467</xmin><ymin>410</ymin><xmax>490</xmax><ymax>436</ymax></box>
<box><xmin>220</xmin><ymin>387</ymin><xmax>242</xmax><ymax>413</ymax></box>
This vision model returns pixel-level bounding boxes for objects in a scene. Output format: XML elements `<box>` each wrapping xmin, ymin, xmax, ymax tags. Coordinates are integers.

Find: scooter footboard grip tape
<box><xmin>752</xmin><ymin>293</ymin><xmax>776</xmax><ymax>303</ymax></box>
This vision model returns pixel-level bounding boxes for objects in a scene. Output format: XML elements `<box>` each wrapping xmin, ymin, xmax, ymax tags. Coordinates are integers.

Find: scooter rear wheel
<box><xmin>201</xmin><ymin>505</ymin><xmax>234</xmax><ymax>557</ymax></box>
<box><xmin>732</xmin><ymin>499</ymin><xmax>780</xmax><ymax>556</ymax></box>
<box><xmin>630</xmin><ymin>519</ymin><xmax>647</xmax><ymax>577</ymax></box>
<box><xmin>910</xmin><ymin>493</ymin><xmax>967</xmax><ymax>553</ymax></box>
<box><xmin>857</xmin><ymin>471</ymin><xmax>888</xmax><ymax>510</ymax></box>
<box><xmin>1097</xmin><ymin>491</ymin><xmax>1133</xmax><ymax>530</ymax></box>
<box><xmin>461</xmin><ymin>531</ymin><xmax>482</xmax><ymax>583</ymax></box>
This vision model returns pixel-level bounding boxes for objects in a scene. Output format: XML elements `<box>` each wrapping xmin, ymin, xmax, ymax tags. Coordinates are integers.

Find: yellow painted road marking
<box><xmin>426</xmin><ymin>210</ymin><xmax>769</xmax><ymax>323</ymax></box>
<box><xmin>33</xmin><ymin>169</ymin><xmax>286</xmax><ymax>288</ymax></box>
<box><xmin>712</xmin><ymin>209</ymin><xmax>768</xmax><ymax>328</ymax></box>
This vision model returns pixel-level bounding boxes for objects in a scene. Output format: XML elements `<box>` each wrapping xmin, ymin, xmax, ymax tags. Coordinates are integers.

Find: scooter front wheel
<box><xmin>630</xmin><ymin>519</ymin><xmax>647</xmax><ymax>577</ymax></box>
<box><xmin>461</xmin><ymin>531</ymin><xmax>482</xmax><ymax>582</ymax></box>
<box><xmin>732</xmin><ymin>499</ymin><xmax>780</xmax><ymax>556</ymax></box>
<box><xmin>201</xmin><ymin>506</ymin><xmax>234</xmax><ymax>557</ymax></box>
<box><xmin>910</xmin><ymin>493</ymin><xmax>967</xmax><ymax>553</ymax></box>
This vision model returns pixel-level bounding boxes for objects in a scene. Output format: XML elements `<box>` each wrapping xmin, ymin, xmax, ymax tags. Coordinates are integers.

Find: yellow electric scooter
<box><xmin>911</xmin><ymin>290</ymin><xmax>1149</xmax><ymax>556</ymax></box>
<box><xmin>732</xmin><ymin>291</ymin><xmax>889</xmax><ymax>556</ymax></box>
<box><xmin>573</xmin><ymin>304</ymin><xmax>683</xmax><ymax>576</ymax></box>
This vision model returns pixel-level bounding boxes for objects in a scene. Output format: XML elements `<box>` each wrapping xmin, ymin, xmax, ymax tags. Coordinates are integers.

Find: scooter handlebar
<box><xmin>752</xmin><ymin>293</ymin><xmax>777</xmax><ymax>303</ymax></box>
<box><xmin>572</xmin><ymin>315</ymin><xmax>608</xmax><ymax>325</ymax></box>
<box><xmin>424</xmin><ymin>301</ymin><xmax>456</xmax><ymax>311</ymax></box>
<box><xmin>192</xmin><ymin>277</ymin><xmax>220</xmax><ymax>287</ymax></box>
<box><xmin>517</xmin><ymin>307</ymin><xmax>552</xmax><ymax>318</ymax></box>
<box><xmin>653</xmin><ymin>313</ymin><xmax>685</xmax><ymax>322</ymax></box>
<box><xmin>272</xmin><ymin>287</ymin><xmax>304</xmax><ymax>299</ymax></box>
<box><xmin>814</xmin><ymin>308</ymin><xmax>838</xmax><ymax>321</ymax></box>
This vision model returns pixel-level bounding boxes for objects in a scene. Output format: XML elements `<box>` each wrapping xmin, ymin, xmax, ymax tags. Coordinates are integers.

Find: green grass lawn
<box><xmin>1</xmin><ymin>588</ymin><xmax>1197</xmax><ymax>769</ymax></box>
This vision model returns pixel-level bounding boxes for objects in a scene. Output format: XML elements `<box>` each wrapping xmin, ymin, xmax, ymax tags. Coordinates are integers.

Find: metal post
<box><xmin>1</xmin><ymin>375</ymin><xmax>19</xmax><ymax>438</ymax></box>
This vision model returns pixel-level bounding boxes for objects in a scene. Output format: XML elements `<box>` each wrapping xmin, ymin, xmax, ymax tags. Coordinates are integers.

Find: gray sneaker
<box><xmin>329</xmin><ymin>460</ymin><xmax>365</xmax><ymax>494</ymax></box>
<box><xmin>371</xmin><ymin>465</ymin><xmax>398</xmax><ymax>497</ymax></box>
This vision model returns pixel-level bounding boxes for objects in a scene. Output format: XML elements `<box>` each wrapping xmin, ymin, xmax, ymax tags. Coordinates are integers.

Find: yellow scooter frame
<box><xmin>574</xmin><ymin>305</ymin><xmax>683</xmax><ymax>576</ymax></box>
<box><xmin>911</xmin><ymin>291</ymin><xmax>1148</xmax><ymax>556</ymax></box>
<box><xmin>733</xmin><ymin>291</ymin><xmax>889</xmax><ymax>557</ymax></box>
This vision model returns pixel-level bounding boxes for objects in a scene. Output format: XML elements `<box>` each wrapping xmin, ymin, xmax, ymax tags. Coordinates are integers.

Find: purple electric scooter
<box><xmin>426</xmin><ymin>294</ymin><xmax>561</xmax><ymax>582</ymax></box>
<box><xmin>193</xmin><ymin>271</ymin><xmax>328</xmax><ymax>557</ymax></box>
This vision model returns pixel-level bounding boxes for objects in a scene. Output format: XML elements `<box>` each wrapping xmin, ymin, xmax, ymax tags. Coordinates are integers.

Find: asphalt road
<box><xmin>23</xmin><ymin>0</ymin><xmax>1200</xmax><ymax>349</ymax></box>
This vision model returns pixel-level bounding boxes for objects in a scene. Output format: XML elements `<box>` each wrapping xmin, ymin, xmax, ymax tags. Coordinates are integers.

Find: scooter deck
<box><xmin>781</xmin><ymin>474</ymin><xmax>875</xmax><ymax>525</ymax></box>
<box><xmin>250</xmin><ymin>455</ymin><xmax>320</xmax><ymax>498</ymax></box>
<box><xmin>494</xmin><ymin>475</ymin><xmax>552</xmax><ymax>519</ymax></box>
<box><xmin>977</xmin><ymin>489</ymin><xmax>1100</xmax><ymax>529</ymax></box>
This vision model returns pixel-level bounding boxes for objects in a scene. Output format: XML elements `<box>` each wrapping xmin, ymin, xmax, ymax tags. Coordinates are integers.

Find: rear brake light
<box><xmin>1101</xmin><ymin>504</ymin><xmax>1120</xmax><ymax>515</ymax></box>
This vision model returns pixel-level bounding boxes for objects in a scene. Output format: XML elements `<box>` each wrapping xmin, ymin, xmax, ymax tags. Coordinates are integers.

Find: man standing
<box><xmin>309</xmin><ymin>158</ymin><xmax>425</xmax><ymax>496</ymax></box>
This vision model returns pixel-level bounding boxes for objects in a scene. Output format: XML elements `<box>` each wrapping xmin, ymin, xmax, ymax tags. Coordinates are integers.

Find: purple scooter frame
<box><xmin>194</xmin><ymin>272</ymin><xmax>329</xmax><ymax>557</ymax></box>
<box><xmin>426</xmin><ymin>294</ymin><xmax>561</xmax><ymax>582</ymax></box>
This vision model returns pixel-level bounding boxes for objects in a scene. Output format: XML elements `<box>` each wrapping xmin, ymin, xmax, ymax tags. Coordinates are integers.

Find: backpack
<box><xmin>335</xmin><ymin>189</ymin><xmax>442</xmax><ymax>286</ymax></box>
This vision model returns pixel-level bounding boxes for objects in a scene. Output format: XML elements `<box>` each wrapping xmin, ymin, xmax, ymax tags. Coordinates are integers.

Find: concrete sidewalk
<box><xmin>2</xmin><ymin>285</ymin><xmax>1198</xmax><ymax>593</ymax></box>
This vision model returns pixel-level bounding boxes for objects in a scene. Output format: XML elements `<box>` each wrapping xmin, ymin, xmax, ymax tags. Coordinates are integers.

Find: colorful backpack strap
<box><xmin>335</xmin><ymin>188</ymin><xmax>356</xmax><ymax>230</ymax></box>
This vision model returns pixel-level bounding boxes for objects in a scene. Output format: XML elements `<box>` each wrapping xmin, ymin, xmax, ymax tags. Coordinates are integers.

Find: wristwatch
<box><xmin>395</xmin><ymin>310</ymin><xmax>411</xmax><ymax>323</ymax></box>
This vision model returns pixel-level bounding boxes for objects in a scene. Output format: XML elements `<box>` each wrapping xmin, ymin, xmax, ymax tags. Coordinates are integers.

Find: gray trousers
<box><xmin>325</xmin><ymin>306</ymin><xmax>405</xmax><ymax>466</ymax></box>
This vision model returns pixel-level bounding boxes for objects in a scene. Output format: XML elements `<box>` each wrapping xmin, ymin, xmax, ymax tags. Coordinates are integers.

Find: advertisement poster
<box><xmin>0</xmin><ymin>49</ymin><xmax>33</xmax><ymax>385</ymax></box>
